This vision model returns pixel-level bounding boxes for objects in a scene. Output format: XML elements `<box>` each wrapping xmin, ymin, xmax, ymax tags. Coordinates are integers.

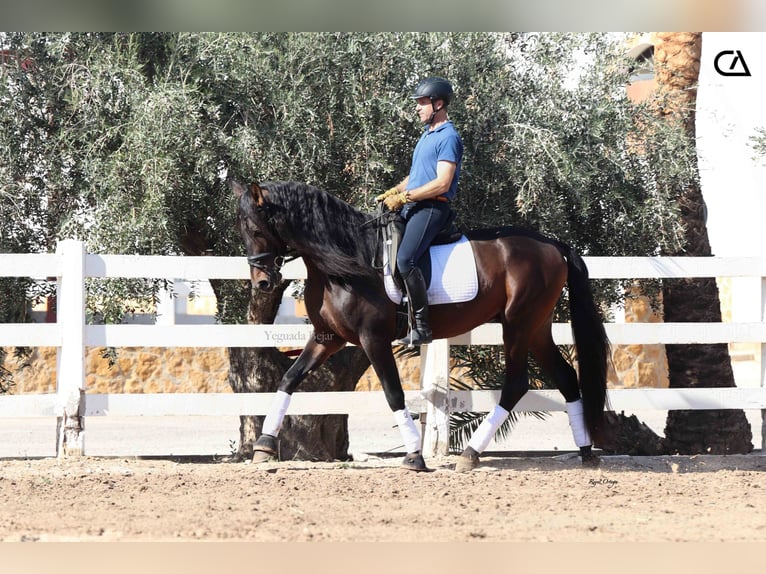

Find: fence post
<box><xmin>55</xmin><ymin>240</ymin><xmax>86</xmax><ymax>457</ymax></box>
<box><xmin>761</xmin><ymin>276</ymin><xmax>766</xmax><ymax>453</ymax></box>
<box><xmin>419</xmin><ymin>338</ymin><xmax>451</xmax><ymax>457</ymax></box>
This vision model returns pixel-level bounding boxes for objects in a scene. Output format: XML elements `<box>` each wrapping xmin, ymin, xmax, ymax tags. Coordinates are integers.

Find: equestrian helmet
<box><xmin>411</xmin><ymin>76</ymin><xmax>454</xmax><ymax>106</ymax></box>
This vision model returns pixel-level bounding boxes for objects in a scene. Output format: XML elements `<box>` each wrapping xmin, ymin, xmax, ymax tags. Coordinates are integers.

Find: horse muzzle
<box><xmin>257</xmin><ymin>273</ymin><xmax>282</xmax><ymax>293</ymax></box>
<box><xmin>251</xmin><ymin>268</ymin><xmax>282</xmax><ymax>293</ymax></box>
<box><xmin>247</xmin><ymin>253</ymin><xmax>283</xmax><ymax>293</ymax></box>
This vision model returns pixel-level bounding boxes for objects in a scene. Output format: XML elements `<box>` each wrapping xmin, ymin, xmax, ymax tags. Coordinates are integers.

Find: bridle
<box><xmin>246</xmin><ymin>250</ymin><xmax>299</xmax><ymax>285</ymax></box>
<box><xmin>243</xmin><ymin>201</ymin><xmax>299</xmax><ymax>284</ymax></box>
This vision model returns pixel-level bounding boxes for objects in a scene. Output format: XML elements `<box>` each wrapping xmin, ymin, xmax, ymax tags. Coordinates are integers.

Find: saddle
<box><xmin>376</xmin><ymin>207</ymin><xmax>462</xmax><ymax>339</ymax></box>
<box><xmin>382</xmin><ymin>209</ymin><xmax>462</xmax><ymax>292</ymax></box>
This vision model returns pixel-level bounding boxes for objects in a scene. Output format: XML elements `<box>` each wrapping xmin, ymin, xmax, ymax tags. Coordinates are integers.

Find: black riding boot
<box><xmin>395</xmin><ymin>267</ymin><xmax>433</xmax><ymax>346</ymax></box>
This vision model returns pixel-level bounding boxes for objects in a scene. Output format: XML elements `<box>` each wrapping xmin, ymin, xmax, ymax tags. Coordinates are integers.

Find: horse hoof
<box><xmin>455</xmin><ymin>447</ymin><xmax>479</xmax><ymax>473</ymax></box>
<box><xmin>579</xmin><ymin>445</ymin><xmax>600</xmax><ymax>468</ymax></box>
<box><xmin>252</xmin><ymin>434</ymin><xmax>278</xmax><ymax>463</ymax></box>
<box><xmin>581</xmin><ymin>453</ymin><xmax>601</xmax><ymax>468</ymax></box>
<box><xmin>401</xmin><ymin>452</ymin><xmax>429</xmax><ymax>472</ymax></box>
<box><xmin>252</xmin><ymin>450</ymin><xmax>276</xmax><ymax>464</ymax></box>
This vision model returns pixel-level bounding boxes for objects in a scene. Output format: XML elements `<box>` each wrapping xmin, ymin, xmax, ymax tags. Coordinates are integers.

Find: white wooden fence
<box><xmin>1</xmin><ymin>239</ymin><xmax>765</xmax><ymax>457</ymax></box>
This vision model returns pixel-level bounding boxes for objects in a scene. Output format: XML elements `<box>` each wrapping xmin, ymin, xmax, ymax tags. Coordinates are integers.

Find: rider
<box><xmin>376</xmin><ymin>76</ymin><xmax>463</xmax><ymax>346</ymax></box>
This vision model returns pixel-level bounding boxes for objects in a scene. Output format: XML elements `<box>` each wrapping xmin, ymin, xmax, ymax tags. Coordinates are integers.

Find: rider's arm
<box><xmin>392</xmin><ymin>176</ymin><xmax>409</xmax><ymax>193</ymax></box>
<box><xmin>405</xmin><ymin>160</ymin><xmax>456</xmax><ymax>201</ymax></box>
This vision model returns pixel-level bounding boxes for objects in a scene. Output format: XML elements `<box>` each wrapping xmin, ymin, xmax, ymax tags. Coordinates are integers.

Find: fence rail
<box><xmin>1</xmin><ymin>240</ymin><xmax>765</xmax><ymax>457</ymax></box>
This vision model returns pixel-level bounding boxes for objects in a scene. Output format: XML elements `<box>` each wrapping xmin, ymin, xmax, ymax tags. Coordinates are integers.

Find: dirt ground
<box><xmin>1</xmin><ymin>453</ymin><xmax>765</xmax><ymax>542</ymax></box>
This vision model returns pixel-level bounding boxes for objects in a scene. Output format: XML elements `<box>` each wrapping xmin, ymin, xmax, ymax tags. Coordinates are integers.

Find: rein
<box><xmin>359</xmin><ymin>206</ymin><xmax>389</xmax><ymax>229</ymax></box>
<box><xmin>245</xmin><ymin>188</ymin><xmax>386</xmax><ymax>282</ymax></box>
<box><xmin>361</xmin><ymin>204</ymin><xmax>396</xmax><ymax>271</ymax></box>
<box><xmin>364</xmin><ymin>205</ymin><xmax>405</xmax><ymax>275</ymax></box>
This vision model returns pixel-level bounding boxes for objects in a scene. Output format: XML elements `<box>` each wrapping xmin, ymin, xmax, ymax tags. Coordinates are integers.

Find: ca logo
<box><xmin>714</xmin><ymin>50</ymin><xmax>752</xmax><ymax>77</ymax></box>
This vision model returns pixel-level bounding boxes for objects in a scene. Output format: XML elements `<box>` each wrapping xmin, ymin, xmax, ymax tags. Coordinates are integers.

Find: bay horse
<box><xmin>233</xmin><ymin>180</ymin><xmax>609</xmax><ymax>472</ymax></box>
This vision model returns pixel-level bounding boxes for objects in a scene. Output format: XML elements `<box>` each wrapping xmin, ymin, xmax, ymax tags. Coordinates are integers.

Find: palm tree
<box><xmin>653</xmin><ymin>32</ymin><xmax>752</xmax><ymax>453</ymax></box>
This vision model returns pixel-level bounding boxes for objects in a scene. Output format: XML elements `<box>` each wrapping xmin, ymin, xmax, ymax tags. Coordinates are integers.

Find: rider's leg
<box><xmin>394</xmin><ymin>201</ymin><xmax>451</xmax><ymax>346</ymax></box>
<box><xmin>395</xmin><ymin>267</ymin><xmax>433</xmax><ymax>345</ymax></box>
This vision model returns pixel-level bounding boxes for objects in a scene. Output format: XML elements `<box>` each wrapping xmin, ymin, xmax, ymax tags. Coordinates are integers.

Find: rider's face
<box><xmin>415</xmin><ymin>96</ymin><xmax>434</xmax><ymax>123</ymax></box>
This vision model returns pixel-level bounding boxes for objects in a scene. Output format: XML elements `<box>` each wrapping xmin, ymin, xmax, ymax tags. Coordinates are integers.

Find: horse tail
<box><xmin>562</xmin><ymin>245</ymin><xmax>610</xmax><ymax>443</ymax></box>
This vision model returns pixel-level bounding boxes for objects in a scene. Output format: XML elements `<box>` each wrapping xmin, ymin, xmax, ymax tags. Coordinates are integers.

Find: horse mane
<box><xmin>251</xmin><ymin>181</ymin><xmax>379</xmax><ymax>285</ymax></box>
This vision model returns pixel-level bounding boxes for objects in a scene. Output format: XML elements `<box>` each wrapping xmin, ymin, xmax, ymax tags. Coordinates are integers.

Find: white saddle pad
<box><xmin>383</xmin><ymin>235</ymin><xmax>478</xmax><ymax>305</ymax></box>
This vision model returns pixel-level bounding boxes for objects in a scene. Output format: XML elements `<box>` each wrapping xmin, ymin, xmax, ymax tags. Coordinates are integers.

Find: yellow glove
<box><xmin>383</xmin><ymin>192</ymin><xmax>409</xmax><ymax>211</ymax></box>
<box><xmin>375</xmin><ymin>187</ymin><xmax>400</xmax><ymax>202</ymax></box>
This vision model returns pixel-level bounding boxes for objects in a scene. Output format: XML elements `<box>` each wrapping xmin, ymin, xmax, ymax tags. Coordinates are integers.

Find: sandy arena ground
<box><xmin>1</xmin><ymin>453</ymin><xmax>764</xmax><ymax>542</ymax></box>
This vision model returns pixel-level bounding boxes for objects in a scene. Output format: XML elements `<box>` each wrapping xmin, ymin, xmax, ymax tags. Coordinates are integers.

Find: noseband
<box><xmin>247</xmin><ymin>251</ymin><xmax>298</xmax><ymax>285</ymax></box>
<box><xmin>247</xmin><ymin>252</ymin><xmax>285</xmax><ymax>271</ymax></box>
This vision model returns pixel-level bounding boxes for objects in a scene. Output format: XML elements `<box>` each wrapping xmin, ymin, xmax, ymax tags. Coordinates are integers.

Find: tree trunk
<box><xmin>219</xmin><ymin>280</ymin><xmax>371</xmax><ymax>461</ymax></box>
<box><xmin>598</xmin><ymin>411</ymin><xmax>666</xmax><ymax>455</ymax></box>
<box><xmin>654</xmin><ymin>32</ymin><xmax>752</xmax><ymax>454</ymax></box>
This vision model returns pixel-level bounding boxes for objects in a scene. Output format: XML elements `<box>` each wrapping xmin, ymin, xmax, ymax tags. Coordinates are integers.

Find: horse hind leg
<box><xmin>455</xmin><ymin>326</ymin><xmax>529</xmax><ymax>473</ymax></box>
<box><xmin>529</xmin><ymin>329</ymin><xmax>599</xmax><ymax>467</ymax></box>
<box><xmin>454</xmin><ymin>402</ymin><xmax>514</xmax><ymax>473</ymax></box>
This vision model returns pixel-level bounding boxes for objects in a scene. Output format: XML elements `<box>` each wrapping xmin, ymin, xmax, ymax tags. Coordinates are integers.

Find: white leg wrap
<box><xmin>467</xmin><ymin>405</ymin><xmax>510</xmax><ymax>454</ymax></box>
<box><xmin>393</xmin><ymin>408</ymin><xmax>421</xmax><ymax>453</ymax></box>
<box><xmin>566</xmin><ymin>399</ymin><xmax>592</xmax><ymax>447</ymax></box>
<box><xmin>262</xmin><ymin>390</ymin><xmax>291</xmax><ymax>437</ymax></box>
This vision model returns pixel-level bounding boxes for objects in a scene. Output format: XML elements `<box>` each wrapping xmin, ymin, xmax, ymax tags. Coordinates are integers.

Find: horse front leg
<box><xmin>253</xmin><ymin>332</ymin><xmax>346</xmax><ymax>463</ymax></box>
<box><xmin>361</xmin><ymin>336</ymin><xmax>429</xmax><ymax>472</ymax></box>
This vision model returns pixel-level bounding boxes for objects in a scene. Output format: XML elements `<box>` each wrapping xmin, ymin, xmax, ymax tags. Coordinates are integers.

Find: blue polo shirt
<box><xmin>406</xmin><ymin>121</ymin><xmax>463</xmax><ymax>201</ymax></box>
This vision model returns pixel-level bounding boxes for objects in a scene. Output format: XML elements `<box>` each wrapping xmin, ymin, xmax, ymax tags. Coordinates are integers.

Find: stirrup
<box><xmin>394</xmin><ymin>327</ymin><xmax>432</xmax><ymax>347</ymax></box>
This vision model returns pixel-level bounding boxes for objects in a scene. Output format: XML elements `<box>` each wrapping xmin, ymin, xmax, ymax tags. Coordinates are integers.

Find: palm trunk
<box><xmin>654</xmin><ymin>32</ymin><xmax>752</xmax><ymax>454</ymax></box>
<box><xmin>660</xmin><ymin>192</ymin><xmax>753</xmax><ymax>453</ymax></box>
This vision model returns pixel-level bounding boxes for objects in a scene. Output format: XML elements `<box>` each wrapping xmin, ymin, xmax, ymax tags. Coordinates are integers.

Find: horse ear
<box><xmin>230</xmin><ymin>180</ymin><xmax>266</xmax><ymax>207</ymax></box>
<box><xmin>249</xmin><ymin>183</ymin><xmax>266</xmax><ymax>206</ymax></box>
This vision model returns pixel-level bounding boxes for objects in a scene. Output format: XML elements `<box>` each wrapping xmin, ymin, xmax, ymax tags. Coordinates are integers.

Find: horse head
<box><xmin>232</xmin><ymin>180</ymin><xmax>289</xmax><ymax>293</ymax></box>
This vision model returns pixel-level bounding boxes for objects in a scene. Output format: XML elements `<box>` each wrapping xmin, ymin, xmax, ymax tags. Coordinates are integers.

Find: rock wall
<box><xmin>609</xmin><ymin>290</ymin><xmax>669</xmax><ymax>389</ymax></box>
<box><xmin>4</xmin><ymin>345</ymin><xmax>423</xmax><ymax>395</ymax></box>
<box><xmin>5</xmin><ymin>346</ymin><xmax>232</xmax><ymax>395</ymax></box>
